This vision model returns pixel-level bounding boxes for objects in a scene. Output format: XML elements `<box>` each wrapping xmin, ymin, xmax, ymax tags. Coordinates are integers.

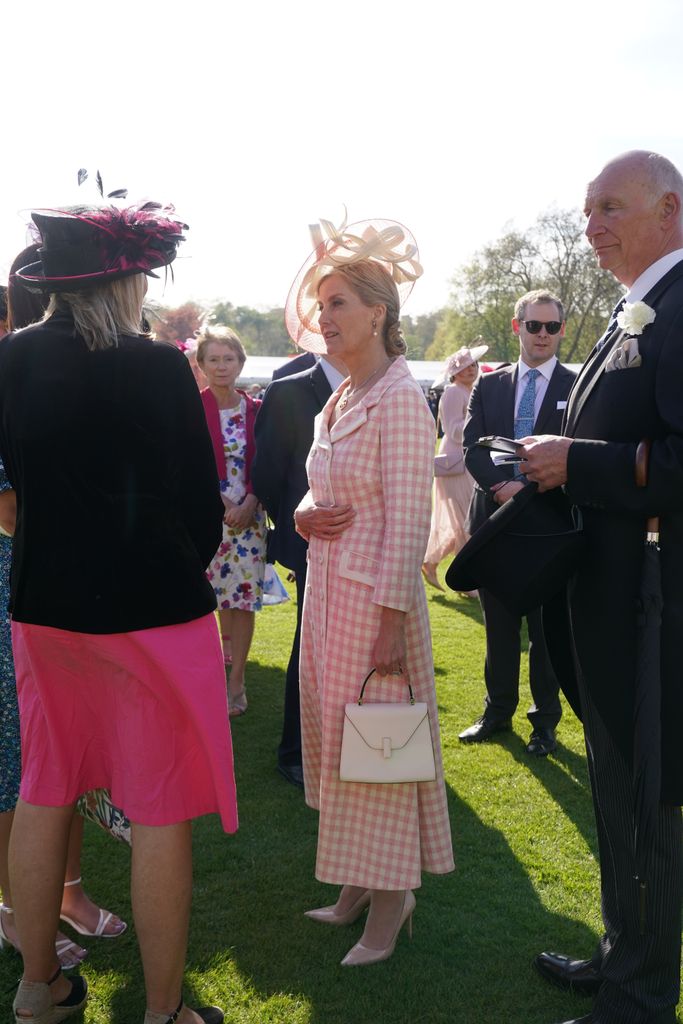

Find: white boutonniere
<box><xmin>616</xmin><ymin>301</ymin><xmax>656</xmax><ymax>335</ymax></box>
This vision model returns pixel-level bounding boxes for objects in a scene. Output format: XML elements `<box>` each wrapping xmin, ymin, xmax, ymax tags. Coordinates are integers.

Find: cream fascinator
<box><xmin>284</xmin><ymin>212</ymin><xmax>423</xmax><ymax>354</ymax></box>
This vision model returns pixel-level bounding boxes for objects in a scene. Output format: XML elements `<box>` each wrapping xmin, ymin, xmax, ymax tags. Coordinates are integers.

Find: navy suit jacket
<box><xmin>251</xmin><ymin>361</ymin><xmax>332</xmax><ymax>572</ymax></box>
<box><xmin>463</xmin><ymin>361</ymin><xmax>577</xmax><ymax>534</ymax></box>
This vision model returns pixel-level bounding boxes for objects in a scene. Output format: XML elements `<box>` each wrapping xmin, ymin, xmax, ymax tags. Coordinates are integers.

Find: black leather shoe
<box><xmin>534</xmin><ymin>951</ymin><xmax>601</xmax><ymax>996</ymax></box>
<box><xmin>458</xmin><ymin>716</ymin><xmax>511</xmax><ymax>743</ymax></box>
<box><xmin>277</xmin><ymin>763</ymin><xmax>304</xmax><ymax>789</ymax></box>
<box><xmin>552</xmin><ymin>1016</ymin><xmax>593</xmax><ymax>1023</ymax></box>
<box><xmin>526</xmin><ymin>727</ymin><xmax>557</xmax><ymax>756</ymax></box>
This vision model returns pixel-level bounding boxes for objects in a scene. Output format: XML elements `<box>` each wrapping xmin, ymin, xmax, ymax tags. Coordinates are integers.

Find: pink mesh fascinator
<box><xmin>16</xmin><ymin>201</ymin><xmax>187</xmax><ymax>291</ymax></box>
<box><xmin>445</xmin><ymin>341</ymin><xmax>488</xmax><ymax>379</ymax></box>
<box><xmin>284</xmin><ymin>212</ymin><xmax>423</xmax><ymax>354</ymax></box>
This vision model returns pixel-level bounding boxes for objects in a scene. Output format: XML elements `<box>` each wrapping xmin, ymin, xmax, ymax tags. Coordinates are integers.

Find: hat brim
<box><xmin>15</xmin><ymin>261</ymin><xmax>159</xmax><ymax>292</ymax></box>
<box><xmin>445</xmin><ymin>483</ymin><xmax>585</xmax><ymax>615</ymax></box>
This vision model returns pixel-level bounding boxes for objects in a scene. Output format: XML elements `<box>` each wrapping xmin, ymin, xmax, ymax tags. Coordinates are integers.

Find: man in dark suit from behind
<box><xmin>251</xmin><ymin>353</ymin><xmax>345</xmax><ymax>787</ymax></box>
<box><xmin>461</xmin><ymin>289</ymin><xmax>576</xmax><ymax>755</ymax></box>
<box><xmin>271</xmin><ymin>350</ymin><xmax>317</xmax><ymax>380</ymax></box>
<box><xmin>523</xmin><ymin>150</ymin><xmax>683</xmax><ymax>1024</ymax></box>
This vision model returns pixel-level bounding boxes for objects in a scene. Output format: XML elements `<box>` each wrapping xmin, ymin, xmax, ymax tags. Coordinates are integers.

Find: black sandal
<box><xmin>143</xmin><ymin>999</ymin><xmax>224</xmax><ymax>1024</ymax></box>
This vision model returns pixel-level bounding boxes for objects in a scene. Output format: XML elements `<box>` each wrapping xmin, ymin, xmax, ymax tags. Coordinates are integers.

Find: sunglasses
<box><xmin>522</xmin><ymin>320</ymin><xmax>563</xmax><ymax>335</ymax></box>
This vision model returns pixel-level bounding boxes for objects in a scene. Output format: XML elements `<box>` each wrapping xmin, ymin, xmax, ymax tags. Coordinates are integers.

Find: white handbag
<box><xmin>339</xmin><ymin>669</ymin><xmax>436</xmax><ymax>784</ymax></box>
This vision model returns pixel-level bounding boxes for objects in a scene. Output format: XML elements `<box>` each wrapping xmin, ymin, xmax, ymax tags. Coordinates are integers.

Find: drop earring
<box><xmin>371</xmin><ymin>318</ymin><xmax>378</xmax><ymax>337</ymax></box>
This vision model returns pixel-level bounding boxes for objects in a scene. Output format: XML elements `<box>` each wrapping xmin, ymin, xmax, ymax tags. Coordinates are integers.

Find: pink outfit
<box><xmin>13</xmin><ymin>614</ymin><xmax>238</xmax><ymax>831</ymax></box>
<box><xmin>424</xmin><ymin>382</ymin><xmax>475</xmax><ymax>564</ymax></box>
<box><xmin>299</xmin><ymin>357</ymin><xmax>454</xmax><ymax>890</ymax></box>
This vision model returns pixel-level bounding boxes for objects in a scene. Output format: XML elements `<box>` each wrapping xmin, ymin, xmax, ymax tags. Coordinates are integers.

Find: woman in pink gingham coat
<box><xmin>292</xmin><ymin>246</ymin><xmax>454</xmax><ymax>968</ymax></box>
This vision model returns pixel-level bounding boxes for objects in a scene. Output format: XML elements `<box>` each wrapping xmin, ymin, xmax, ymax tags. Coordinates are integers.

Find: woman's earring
<box><xmin>371</xmin><ymin>318</ymin><xmax>378</xmax><ymax>337</ymax></box>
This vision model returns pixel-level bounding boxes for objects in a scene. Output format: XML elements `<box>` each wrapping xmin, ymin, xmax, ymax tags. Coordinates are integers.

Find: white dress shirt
<box><xmin>625</xmin><ymin>248</ymin><xmax>683</xmax><ymax>302</ymax></box>
<box><xmin>319</xmin><ymin>357</ymin><xmax>345</xmax><ymax>392</ymax></box>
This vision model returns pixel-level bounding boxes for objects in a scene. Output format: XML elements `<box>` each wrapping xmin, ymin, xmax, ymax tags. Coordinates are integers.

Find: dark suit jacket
<box><xmin>464</xmin><ymin>361</ymin><xmax>577</xmax><ymax>533</ymax></box>
<box><xmin>0</xmin><ymin>313</ymin><xmax>223</xmax><ymax>633</ymax></box>
<box><xmin>272</xmin><ymin>351</ymin><xmax>317</xmax><ymax>380</ymax></box>
<box><xmin>545</xmin><ymin>262</ymin><xmax>683</xmax><ymax>804</ymax></box>
<box><xmin>251</xmin><ymin>361</ymin><xmax>332</xmax><ymax>572</ymax></box>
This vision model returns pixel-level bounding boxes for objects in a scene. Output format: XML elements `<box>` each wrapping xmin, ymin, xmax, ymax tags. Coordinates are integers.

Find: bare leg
<box><xmin>9</xmin><ymin>799</ymin><xmax>74</xmax><ymax>1005</ymax></box>
<box><xmin>132</xmin><ymin>820</ymin><xmax>197</xmax><ymax>1018</ymax></box>
<box><xmin>60</xmin><ymin>812</ymin><xmax>126</xmax><ymax>936</ymax></box>
<box><xmin>221</xmin><ymin>609</ymin><xmax>254</xmax><ymax>707</ymax></box>
<box><xmin>0</xmin><ymin>807</ymin><xmax>14</xmax><ymax>906</ymax></box>
<box><xmin>334</xmin><ymin>885</ymin><xmax>368</xmax><ymax>914</ymax></box>
<box><xmin>360</xmin><ymin>890</ymin><xmax>410</xmax><ymax>949</ymax></box>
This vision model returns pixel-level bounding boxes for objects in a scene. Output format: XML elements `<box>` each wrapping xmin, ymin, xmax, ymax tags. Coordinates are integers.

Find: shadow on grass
<box><xmin>431</xmin><ymin>590</ymin><xmax>485</xmax><ymax>626</ymax></box>
<box><xmin>152</xmin><ymin>666</ymin><xmax>600</xmax><ymax>1024</ymax></box>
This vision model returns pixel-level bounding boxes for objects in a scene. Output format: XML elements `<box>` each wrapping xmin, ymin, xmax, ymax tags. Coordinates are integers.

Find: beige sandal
<box><xmin>13</xmin><ymin>967</ymin><xmax>87</xmax><ymax>1024</ymax></box>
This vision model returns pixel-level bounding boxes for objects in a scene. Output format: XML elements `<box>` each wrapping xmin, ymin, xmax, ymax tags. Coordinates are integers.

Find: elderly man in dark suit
<box><xmin>523</xmin><ymin>150</ymin><xmax>683</xmax><ymax>1024</ymax></box>
<box><xmin>460</xmin><ymin>290</ymin><xmax>576</xmax><ymax>755</ymax></box>
<box><xmin>251</xmin><ymin>354</ymin><xmax>345</xmax><ymax>787</ymax></box>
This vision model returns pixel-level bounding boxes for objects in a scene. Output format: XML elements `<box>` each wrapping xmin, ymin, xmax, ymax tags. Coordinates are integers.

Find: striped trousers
<box><xmin>579</xmin><ymin>673</ymin><xmax>682</xmax><ymax>1024</ymax></box>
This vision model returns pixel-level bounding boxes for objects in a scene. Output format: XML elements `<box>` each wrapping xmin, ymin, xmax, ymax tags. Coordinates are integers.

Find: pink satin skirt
<box><xmin>12</xmin><ymin>614</ymin><xmax>238</xmax><ymax>832</ymax></box>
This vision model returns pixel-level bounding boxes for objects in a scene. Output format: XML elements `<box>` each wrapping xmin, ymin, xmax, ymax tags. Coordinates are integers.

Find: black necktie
<box><xmin>597</xmin><ymin>296</ymin><xmax>626</xmax><ymax>350</ymax></box>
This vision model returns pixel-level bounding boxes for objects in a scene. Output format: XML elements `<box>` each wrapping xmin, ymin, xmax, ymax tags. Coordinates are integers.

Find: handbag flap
<box><xmin>343</xmin><ymin>702</ymin><xmax>430</xmax><ymax>752</ymax></box>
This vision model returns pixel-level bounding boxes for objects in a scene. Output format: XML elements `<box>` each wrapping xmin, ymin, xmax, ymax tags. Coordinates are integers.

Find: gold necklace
<box><xmin>338</xmin><ymin>362</ymin><xmax>389</xmax><ymax>411</ymax></box>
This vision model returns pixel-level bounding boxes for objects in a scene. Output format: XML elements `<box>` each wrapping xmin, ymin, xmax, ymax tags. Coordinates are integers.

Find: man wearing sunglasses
<box><xmin>460</xmin><ymin>289</ymin><xmax>576</xmax><ymax>756</ymax></box>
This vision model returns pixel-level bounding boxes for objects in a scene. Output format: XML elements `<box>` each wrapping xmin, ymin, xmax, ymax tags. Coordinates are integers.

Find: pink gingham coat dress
<box><xmin>298</xmin><ymin>356</ymin><xmax>454</xmax><ymax>890</ymax></box>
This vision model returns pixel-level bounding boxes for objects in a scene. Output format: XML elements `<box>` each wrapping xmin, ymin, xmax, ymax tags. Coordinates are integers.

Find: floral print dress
<box><xmin>206</xmin><ymin>400</ymin><xmax>266</xmax><ymax>611</ymax></box>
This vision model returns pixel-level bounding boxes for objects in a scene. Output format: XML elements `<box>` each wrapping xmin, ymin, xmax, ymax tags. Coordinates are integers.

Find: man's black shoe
<box><xmin>277</xmin><ymin>763</ymin><xmax>304</xmax><ymax>789</ymax></box>
<box><xmin>534</xmin><ymin>951</ymin><xmax>602</xmax><ymax>996</ymax></box>
<box><xmin>458</xmin><ymin>716</ymin><xmax>511</xmax><ymax>744</ymax></box>
<box><xmin>526</xmin><ymin>727</ymin><xmax>558</xmax><ymax>756</ymax></box>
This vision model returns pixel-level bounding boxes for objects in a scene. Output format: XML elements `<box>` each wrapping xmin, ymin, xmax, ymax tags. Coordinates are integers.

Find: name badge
<box><xmin>556</xmin><ymin>401</ymin><xmax>567</xmax><ymax>410</ymax></box>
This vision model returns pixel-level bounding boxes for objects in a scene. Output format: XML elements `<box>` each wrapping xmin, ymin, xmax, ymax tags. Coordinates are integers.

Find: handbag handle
<box><xmin>357</xmin><ymin>668</ymin><xmax>415</xmax><ymax>706</ymax></box>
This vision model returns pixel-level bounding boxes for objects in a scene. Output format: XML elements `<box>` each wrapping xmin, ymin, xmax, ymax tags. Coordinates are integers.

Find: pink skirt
<box><xmin>12</xmin><ymin>614</ymin><xmax>238</xmax><ymax>832</ymax></box>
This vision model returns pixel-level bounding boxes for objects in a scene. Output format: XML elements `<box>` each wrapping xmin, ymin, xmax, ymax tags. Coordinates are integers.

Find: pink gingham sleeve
<box><xmin>373</xmin><ymin>381</ymin><xmax>435</xmax><ymax>610</ymax></box>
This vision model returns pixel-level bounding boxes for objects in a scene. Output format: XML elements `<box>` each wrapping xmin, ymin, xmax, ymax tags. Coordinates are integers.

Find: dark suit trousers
<box><xmin>479</xmin><ymin>589</ymin><xmax>562</xmax><ymax>729</ymax></box>
<box><xmin>277</xmin><ymin>562</ymin><xmax>305</xmax><ymax>768</ymax></box>
<box><xmin>578</xmin><ymin>673</ymin><xmax>682</xmax><ymax>1024</ymax></box>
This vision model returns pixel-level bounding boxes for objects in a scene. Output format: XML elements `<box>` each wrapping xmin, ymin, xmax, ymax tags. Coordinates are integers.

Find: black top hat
<box><xmin>445</xmin><ymin>483</ymin><xmax>585</xmax><ymax>615</ymax></box>
<box><xmin>15</xmin><ymin>202</ymin><xmax>187</xmax><ymax>291</ymax></box>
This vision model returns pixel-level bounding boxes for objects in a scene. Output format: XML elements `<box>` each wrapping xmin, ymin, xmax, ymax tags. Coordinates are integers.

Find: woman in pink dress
<box><xmin>0</xmin><ymin>203</ymin><xmax>235</xmax><ymax>1024</ymax></box>
<box><xmin>422</xmin><ymin>344</ymin><xmax>488</xmax><ymax>592</ymax></box>
<box><xmin>289</xmin><ymin>217</ymin><xmax>454</xmax><ymax>969</ymax></box>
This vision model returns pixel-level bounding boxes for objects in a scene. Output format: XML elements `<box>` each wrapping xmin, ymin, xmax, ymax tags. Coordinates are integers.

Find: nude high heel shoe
<box><xmin>304</xmin><ymin>889</ymin><xmax>371</xmax><ymax>925</ymax></box>
<box><xmin>341</xmin><ymin>890</ymin><xmax>416</xmax><ymax>966</ymax></box>
<box><xmin>421</xmin><ymin>564</ymin><xmax>444</xmax><ymax>591</ymax></box>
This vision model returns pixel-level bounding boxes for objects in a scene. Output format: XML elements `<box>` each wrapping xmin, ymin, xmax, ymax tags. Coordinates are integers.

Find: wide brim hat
<box><xmin>445</xmin><ymin>483</ymin><xmax>585</xmax><ymax>615</ymax></box>
<box><xmin>445</xmin><ymin>343</ymin><xmax>489</xmax><ymax>379</ymax></box>
<box><xmin>284</xmin><ymin>213</ymin><xmax>423</xmax><ymax>354</ymax></box>
<box><xmin>16</xmin><ymin>202</ymin><xmax>187</xmax><ymax>291</ymax></box>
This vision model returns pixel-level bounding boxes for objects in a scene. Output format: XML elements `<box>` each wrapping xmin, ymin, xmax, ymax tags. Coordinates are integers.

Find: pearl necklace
<box><xmin>339</xmin><ymin>361</ymin><xmax>390</xmax><ymax>411</ymax></box>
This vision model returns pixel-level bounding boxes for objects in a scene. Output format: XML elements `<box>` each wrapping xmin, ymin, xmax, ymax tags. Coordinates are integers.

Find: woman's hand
<box><xmin>294</xmin><ymin>502</ymin><xmax>355</xmax><ymax>542</ymax></box>
<box><xmin>224</xmin><ymin>493</ymin><xmax>258</xmax><ymax>530</ymax></box>
<box><xmin>372</xmin><ymin>606</ymin><xmax>407</xmax><ymax>677</ymax></box>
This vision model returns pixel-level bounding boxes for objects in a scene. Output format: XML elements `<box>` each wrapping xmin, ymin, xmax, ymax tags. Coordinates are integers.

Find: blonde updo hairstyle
<box><xmin>319</xmin><ymin>259</ymin><xmax>405</xmax><ymax>356</ymax></box>
<box><xmin>195</xmin><ymin>324</ymin><xmax>247</xmax><ymax>368</ymax></box>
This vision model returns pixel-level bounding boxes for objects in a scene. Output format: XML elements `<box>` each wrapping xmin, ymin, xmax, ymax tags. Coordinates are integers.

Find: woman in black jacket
<box><xmin>0</xmin><ymin>203</ymin><xmax>234</xmax><ymax>1024</ymax></box>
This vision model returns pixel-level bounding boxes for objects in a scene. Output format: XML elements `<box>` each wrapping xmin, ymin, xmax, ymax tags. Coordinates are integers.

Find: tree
<box><xmin>428</xmin><ymin>207</ymin><xmax>623</xmax><ymax>363</ymax></box>
<box><xmin>148</xmin><ymin>301</ymin><xmax>205</xmax><ymax>345</ymax></box>
<box><xmin>210</xmin><ymin>302</ymin><xmax>292</xmax><ymax>356</ymax></box>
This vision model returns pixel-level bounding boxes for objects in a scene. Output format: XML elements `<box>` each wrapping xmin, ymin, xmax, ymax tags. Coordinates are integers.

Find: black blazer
<box><xmin>545</xmin><ymin>261</ymin><xmax>683</xmax><ymax>803</ymax></box>
<box><xmin>272</xmin><ymin>351</ymin><xmax>317</xmax><ymax>380</ymax></box>
<box><xmin>251</xmin><ymin>361</ymin><xmax>332</xmax><ymax>572</ymax></box>
<box><xmin>0</xmin><ymin>313</ymin><xmax>223</xmax><ymax>633</ymax></box>
<box><xmin>464</xmin><ymin>361</ymin><xmax>577</xmax><ymax>533</ymax></box>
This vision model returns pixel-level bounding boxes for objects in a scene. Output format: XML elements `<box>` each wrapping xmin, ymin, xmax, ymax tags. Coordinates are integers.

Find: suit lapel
<box><xmin>534</xmin><ymin>365</ymin><xmax>566</xmax><ymax>433</ymax></box>
<box><xmin>499</xmin><ymin>365</ymin><xmax>517</xmax><ymax>436</ymax></box>
<box><xmin>310</xmin><ymin>362</ymin><xmax>333</xmax><ymax>409</ymax></box>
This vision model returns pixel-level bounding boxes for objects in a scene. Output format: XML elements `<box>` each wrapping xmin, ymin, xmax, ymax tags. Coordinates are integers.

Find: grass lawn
<box><xmin>2</xmin><ymin>568</ymin><xmax>681</xmax><ymax>1023</ymax></box>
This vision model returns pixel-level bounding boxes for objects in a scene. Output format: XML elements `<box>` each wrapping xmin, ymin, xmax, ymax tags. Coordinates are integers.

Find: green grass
<box><xmin>2</xmin><ymin>569</ymin><xmax>681</xmax><ymax>1023</ymax></box>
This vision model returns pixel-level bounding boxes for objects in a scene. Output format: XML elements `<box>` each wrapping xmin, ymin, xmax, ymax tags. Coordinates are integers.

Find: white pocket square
<box><xmin>605</xmin><ymin>336</ymin><xmax>642</xmax><ymax>372</ymax></box>
<box><xmin>556</xmin><ymin>400</ymin><xmax>567</xmax><ymax>410</ymax></box>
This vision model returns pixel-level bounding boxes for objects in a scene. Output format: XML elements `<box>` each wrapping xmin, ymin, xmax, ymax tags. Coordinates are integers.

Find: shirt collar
<box><xmin>517</xmin><ymin>355</ymin><xmax>557</xmax><ymax>382</ymax></box>
<box><xmin>319</xmin><ymin>356</ymin><xmax>345</xmax><ymax>391</ymax></box>
<box><xmin>626</xmin><ymin>248</ymin><xmax>683</xmax><ymax>303</ymax></box>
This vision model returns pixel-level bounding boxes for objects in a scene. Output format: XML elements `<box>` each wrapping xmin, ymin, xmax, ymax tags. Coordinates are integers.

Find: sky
<box><xmin>2</xmin><ymin>0</ymin><xmax>683</xmax><ymax>320</ymax></box>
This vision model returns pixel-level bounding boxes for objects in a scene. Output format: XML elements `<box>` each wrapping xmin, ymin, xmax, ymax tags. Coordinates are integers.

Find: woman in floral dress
<box><xmin>197</xmin><ymin>326</ymin><xmax>266</xmax><ymax>716</ymax></box>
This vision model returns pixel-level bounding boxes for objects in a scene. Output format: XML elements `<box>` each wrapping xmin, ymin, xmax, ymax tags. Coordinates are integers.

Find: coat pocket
<box><xmin>339</xmin><ymin>549</ymin><xmax>380</xmax><ymax>587</ymax></box>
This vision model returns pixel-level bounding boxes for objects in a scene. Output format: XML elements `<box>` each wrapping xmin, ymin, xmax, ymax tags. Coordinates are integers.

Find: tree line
<box><xmin>150</xmin><ymin>207</ymin><xmax>622</xmax><ymax>365</ymax></box>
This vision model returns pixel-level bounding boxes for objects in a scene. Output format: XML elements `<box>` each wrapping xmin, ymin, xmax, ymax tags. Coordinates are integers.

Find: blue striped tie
<box><xmin>514</xmin><ymin>368</ymin><xmax>540</xmax><ymax>440</ymax></box>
